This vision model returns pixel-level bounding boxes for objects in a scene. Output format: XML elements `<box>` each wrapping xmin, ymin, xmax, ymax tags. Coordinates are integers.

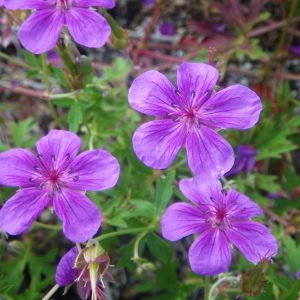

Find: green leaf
<box><xmin>67</xmin><ymin>102</ymin><xmax>83</xmax><ymax>133</ymax></box>
<box><xmin>8</xmin><ymin>118</ymin><xmax>38</xmax><ymax>148</ymax></box>
<box><xmin>131</xmin><ymin>199</ymin><xmax>156</xmax><ymax>219</ymax></box>
<box><xmin>283</xmin><ymin>236</ymin><xmax>300</xmax><ymax>274</ymax></box>
<box><xmin>255</xmin><ymin>174</ymin><xmax>280</xmax><ymax>193</ymax></box>
<box><xmin>155</xmin><ymin>170</ymin><xmax>176</xmax><ymax>213</ymax></box>
<box><xmin>147</xmin><ymin>233</ymin><xmax>173</xmax><ymax>264</ymax></box>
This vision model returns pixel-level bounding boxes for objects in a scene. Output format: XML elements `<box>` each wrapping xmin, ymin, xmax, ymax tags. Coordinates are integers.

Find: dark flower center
<box><xmin>29</xmin><ymin>153</ymin><xmax>79</xmax><ymax>198</ymax></box>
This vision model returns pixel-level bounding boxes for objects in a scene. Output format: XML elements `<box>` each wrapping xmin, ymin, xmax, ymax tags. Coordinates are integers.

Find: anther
<box><xmin>191</xmin><ymin>91</ymin><xmax>196</xmax><ymax>98</ymax></box>
<box><xmin>66</xmin><ymin>153</ymin><xmax>71</xmax><ymax>160</ymax></box>
<box><xmin>51</xmin><ymin>155</ymin><xmax>56</xmax><ymax>161</ymax></box>
<box><xmin>175</xmin><ymin>89</ymin><xmax>181</xmax><ymax>97</ymax></box>
<box><xmin>73</xmin><ymin>175</ymin><xmax>79</xmax><ymax>182</ymax></box>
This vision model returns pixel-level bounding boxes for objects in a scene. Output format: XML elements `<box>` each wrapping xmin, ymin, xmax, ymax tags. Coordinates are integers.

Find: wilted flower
<box><xmin>226</xmin><ymin>144</ymin><xmax>257</xmax><ymax>177</ymax></box>
<box><xmin>4</xmin><ymin>0</ymin><xmax>116</xmax><ymax>54</ymax></box>
<box><xmin>161</xmin><ymin>178</ymin><xmax>277</xmax><ymax>276</ymax></box>
<box><xmin>56</xmin><ymin>240</ymin><xmax>112</xmax><ymax>300</ymax></box>
<box><xmin>129</xmin><ymin>62</ymin><xmax>262</xmax><ymax>178</ymax></box>
<box><xmin>0</xmin><ymin>130</ymin><xmax>120</xmax><ymax>242</ymax></box>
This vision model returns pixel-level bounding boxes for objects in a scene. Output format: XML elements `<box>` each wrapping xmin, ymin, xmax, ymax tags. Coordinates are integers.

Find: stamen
<box><xmin>73</xmin><ymin>175</ymin><xmax>79</xmax><ymax>182</ymax></box>
<box><xmin>175</xmin><ymin>89</ymin><xmax>181</xmax><ymax>97</ymax></box>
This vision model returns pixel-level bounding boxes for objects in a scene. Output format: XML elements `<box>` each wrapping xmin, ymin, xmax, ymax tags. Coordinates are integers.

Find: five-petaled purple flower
<box><xmin>4</xmin><ymin>0</ymin><xmax>116</xmax><ymax>54</ymax></box>
<box><xmin>128</xmin><ymin>62</ymin><xmax>262</xmax><ymax>178</ymax></box>
<box><xmin>0</xmin><ymin>130</ymin><xmax>120</xmax><ymax>242</ymax></box>
<box><xmin>161</xmin><ymin>178</ymin><xmax>277</xmax><ymax>276</ymax></box>
<box><xmin>226</xmin><ymin>144</ymin><xmax>257</xmax><ymax>177</ymax></box>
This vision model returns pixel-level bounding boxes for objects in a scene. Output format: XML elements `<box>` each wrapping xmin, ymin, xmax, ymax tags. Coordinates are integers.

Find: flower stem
<box><xmin>95</xmin><ymin>225</ymin><xmax>156</xmax><ymax>242</ymax></box>
<box><xmin>42</xmin><ymin>284</ymin><xmax>60</xmax><ymax>300</ymax></box>
<box><xmin>0</xmin><ymin>51</ymin><xmax>34</xmax><ymax>70</ymax></box>
<box><xmin>133</xmin><ymin>230</ymin><xmax>149</xmax><ymax>262</ymax></box>
<box><xmin>204</xmin><ymin>276</ymin><xmax>210</xmax><ymax>300</ymax></box>
<box><xmin>32</xmin><ymin>222</ymin><xmax>61</xmax><ymax>231</ymax></box>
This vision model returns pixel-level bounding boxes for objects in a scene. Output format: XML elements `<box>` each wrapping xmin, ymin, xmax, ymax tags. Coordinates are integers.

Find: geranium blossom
<box><xmin>4</xmin><ymin>0</ymin><xmax>116</xmax><ymax>54</ymax></box>
<box><xmin>128</xmin><ymin>62</ymin><xmax>262</xmax><ymax>178</ymax></box>
<box><xmin>161</xmin><ymin>178</ymin><xmax>277</xmax><ymax>276</ymax></box>
<box><xmin>226</xmin><ymin>144</ymin><xmax>257</xmax><ymax>177</ymax></box>
<box><xmin>0</xmin><ymin>130</ymin><xmax>120</xmax><ymax>242</ymax></box>
<box><xmin>56</xmin><ymin>242</ymin><xmax>111</xmax><ymax>300</ymax></box>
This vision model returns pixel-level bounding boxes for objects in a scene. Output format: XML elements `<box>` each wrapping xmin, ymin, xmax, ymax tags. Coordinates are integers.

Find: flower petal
<box><xmin>4</xmin><ymin>0</ymin><xmax>54</xmax><ymax>9</ymax></box>
<box><xmin>74</xmin><ymin>0</ymin><xmax>116</xmax><ymax>8</ymax></box>
<box><xmin>36</xmin><ymin>130</ymin><xmax>82</xmax><ymax>172</ymax></box>
<box><xmin>186</xmin><ymin>126</ymin><xmax>234</xmax><ymax>178</ymax></box>
<box><xmin>128</xmin><ymin>70</ymin><xmax>176</xmax><ymax>117</ymax></box>
<box><xmin>66</xmin><ymin>8</ymin><xmax>111</xmax><ymax>48</ymax></box>
<box><xmin>66</xmin><ymin>149</ymin><xmax>120</xmax><ymax>191</ymax></box>
<box><xmin>18</xmin><ymin>9</ymin><xmax>64</xmax><ymax>54</ymax></box>
<box><xmin>179</xmin><ymin>177</ymin><xmax>223</xmax><ymax>207</ymax></box>
<box><xmin>227</xmin><ymin>221</ymin><xmax>277</xmax><ymax>263</ymax></box>
<box><xmin>200</xmin><ymin>84</ymin><xmax>262</xmax><ymax>130</ymax></box>
<box><xmin>77</xmin><ymin>280</ymin><xmax>91</xmax><ymax>300</ymax></box>
<box><xmin>0</xmin><ymin>149</ymin><xmax>41</xmax><ymax>187</ymax></box>
<box><xmin>161</xmin><ymin>202</ymin><xmax>209</xmax><ymax>241</ymax></box>
<box><xmin>177</xmin><ymin>62</ymin><xmax>219</xmax><ymax>108</ymax></box>
<box><xmin>225</xmin><ymin>189</ymin><xmax>264</xmax><ymax>219</ymax></box>
<box><xmin>53</xmin><ymin>189</ymin><xmax>101</xmax><ymax>242</ymax></box>
<box><xmin>133</xmin><ymin>119</ymin><xmax>185</xmax><ymax>169</ymax></box>
<box><xmin>189</xmin><ymin>229</ymin><xmax>232</xmax><ymax>276</ymax></box>
<box><xmin>55</xmin><ymin>247</ymin><xmax>79</xmax><ymax>286</ymax></box>
<box><xmin>1</xmin><ymin>188</ymin><xmax>50</xmax><ymax>235</ymax></box>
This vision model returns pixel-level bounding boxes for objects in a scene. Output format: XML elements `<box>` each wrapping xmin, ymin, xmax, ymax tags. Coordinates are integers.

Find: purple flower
<box><xmin>143</xmin><ymin>0</ymin><xmax>155</xmax><ymax>6</ymax></box>
<box><xmin>161</xmin><ymin>178</ymin><xmax>277</xmax><ymax>276</ymax></box>
<box><xmin>56</xmin><ymin>243</ymin><xmax>111</xmax><ymax>300</ymax></box>
<box><xmin>47</xmin><ymin>50</ymin><xmax>63</xmax><ymax>67</ymax></box>
<box><xmin>226</xmin><ymin>144</ymin><xmax>257</xmax><ymax>177</ymax></box>
<box><xmin>128</xmin><ymin>62</ymin><xmax>262</xmax><ymax>178</ymax></box>
<box><xmin>4</xmin><ymin>0</ymin><xmax>116</xmax><ymax>54</ymax></box>
<box><xmin>0</xmin><ymin>130</ymin><xmax>120</xmax><ymax>242</ymax></box>
<box><xmin>289</xmin><ymin>45</ymin><xmax>300</xmax><ymax>56</ymax></box>
<box><xmin>296</xmin><ymin>271</ymin><xmax>300</xmax><ymax>279</ymax></box>
<box><xmin>159</xmin><ymin>22</ymin><xmax>176</xmax><ymax>36</ymax></box>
